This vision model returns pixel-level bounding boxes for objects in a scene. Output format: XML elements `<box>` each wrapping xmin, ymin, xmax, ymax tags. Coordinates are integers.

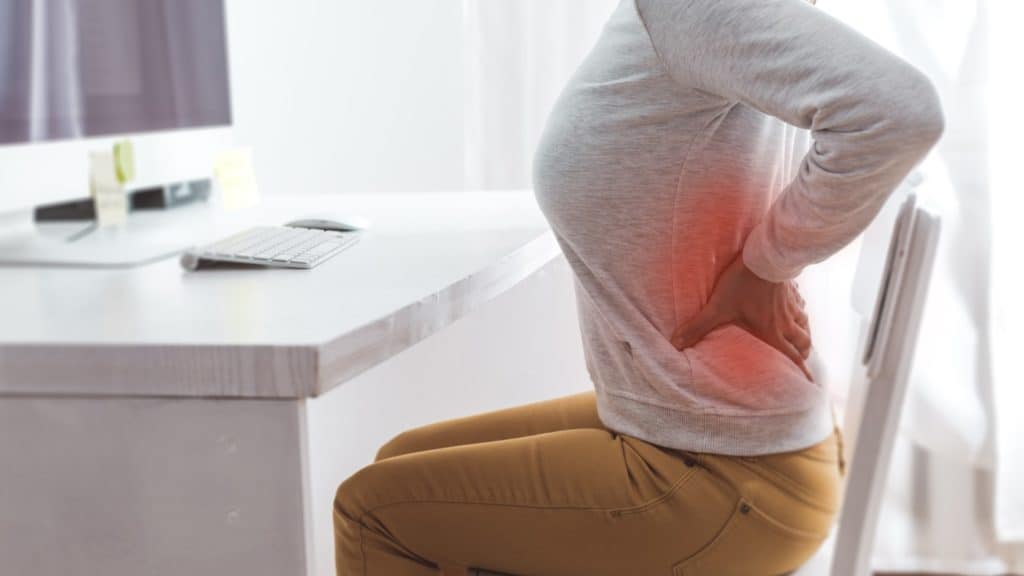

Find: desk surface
<box><xmin>0</xmin><ymin>191</ymin><xmax>559</xmax><ymax>398</ymax></box>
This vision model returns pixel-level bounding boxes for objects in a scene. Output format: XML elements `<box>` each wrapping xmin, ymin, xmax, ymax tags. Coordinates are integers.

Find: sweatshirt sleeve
<box><xmin>636</xmin><ymin>0</ymin><xmax>945</xmax><ymax>282</ymax></box>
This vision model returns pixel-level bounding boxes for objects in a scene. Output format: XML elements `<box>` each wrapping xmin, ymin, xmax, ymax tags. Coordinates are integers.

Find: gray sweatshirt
<box><xmin>533</xmin><ymin>0</ymin><xmax>944</xmax><ymax>455</ymax></box>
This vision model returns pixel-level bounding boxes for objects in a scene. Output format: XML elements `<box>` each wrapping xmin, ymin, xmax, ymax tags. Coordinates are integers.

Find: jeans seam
<box><xmin>359</xmin><ymin>523</ymin><xmax>367</xmax><ymax>575</ymax></box>
<box><xmin>608</xmin><ymin>465</ymin><xmax>699</xmax><ymax>517</ymax></box>
<box><xmin>360</xmin><ymin>496</ymin><xmax>638</xmax><ymax>524</ymax></box>
<box><xmin>672</xmin><ymin>498</ymin><xmax>743</xmax><ymax>575</ymax></box>
<box><xmin>786</xmin><ymin>452</ymin><xmax>838</xmax><ymax>463</ymax></box>
<box><xmin>673</xmin><ymin>497</ymin><xmax>824</xmax><ymax>576</ymax></box>
<box><xmin>734</xmin><ymin>458</ymin><xmax>836</xmax><ymax>514</ymax></box>
<box><xmin>356</xmin><ymin>465</ymin><xmax>700</xmax><ymax>525</ymax></box>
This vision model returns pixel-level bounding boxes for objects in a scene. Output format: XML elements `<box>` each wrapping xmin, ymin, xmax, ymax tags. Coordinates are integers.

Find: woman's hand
<box><xmin>670</xmin><ymin>255</ymin><xmax>814</xmax><ymax>380</ymax></box>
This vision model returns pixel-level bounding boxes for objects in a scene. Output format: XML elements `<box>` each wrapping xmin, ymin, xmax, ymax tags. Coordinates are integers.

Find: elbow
<box><xmin>888</xmin><ymin>70</ymin><xmax>946</xmax><ymax>152</ymax></box>
<box><xmin>907</xmin><ymin>73</ymin><xmax>945</xmax><ymax>146</ymax></box>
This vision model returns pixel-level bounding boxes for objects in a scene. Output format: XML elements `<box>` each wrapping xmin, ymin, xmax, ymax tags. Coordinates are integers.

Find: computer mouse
<box><xmin>284</xmin><ymin>217</ymin><xmax>368</xmax><ymax>233</ymax></box>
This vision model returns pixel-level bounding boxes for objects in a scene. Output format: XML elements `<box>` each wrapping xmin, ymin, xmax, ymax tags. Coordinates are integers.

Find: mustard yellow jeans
<box><xmin>334</xmin><ymin>391</ymin><xmax>843</xmax><ymax>575</ymax></box>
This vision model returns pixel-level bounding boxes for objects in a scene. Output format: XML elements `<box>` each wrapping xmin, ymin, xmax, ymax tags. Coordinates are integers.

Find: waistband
<box><xmin>667</xmin><ymin>399</ymin><xmax>846</xmax><ymax>475</ymax></box>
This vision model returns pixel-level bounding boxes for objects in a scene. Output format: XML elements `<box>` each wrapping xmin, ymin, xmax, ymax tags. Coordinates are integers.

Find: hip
<box><xmin>657</xmin><ymin>429</ymin><xmax>844</xmax><ymax>574</ymax></box>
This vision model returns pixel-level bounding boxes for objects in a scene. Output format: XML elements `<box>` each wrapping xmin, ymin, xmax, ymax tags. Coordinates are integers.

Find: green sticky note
<box><xmin>113</xmin><ymin>140</ymin><xmax>135</xmax><ymax>184</ymax></box>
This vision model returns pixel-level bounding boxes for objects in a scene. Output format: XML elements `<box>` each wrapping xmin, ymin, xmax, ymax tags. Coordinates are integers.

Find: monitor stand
<box><xmin>0</xmin><ymin>231</ymin><xmax>184</xmax><ymax>268</ymax></box>
<box><xmin>0</xmin><ymin>206</ymin><xmax>191</xmax><ymax>268</ymax></box>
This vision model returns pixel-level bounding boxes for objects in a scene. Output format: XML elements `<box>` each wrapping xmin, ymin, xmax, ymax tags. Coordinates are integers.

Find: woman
<box><xmin>334</xmin><ymin>0</ymin><xmax>944</xmax><ymax>573</ymax></box>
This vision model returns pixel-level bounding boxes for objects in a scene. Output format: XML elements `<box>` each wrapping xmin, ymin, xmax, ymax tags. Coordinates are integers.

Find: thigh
<box><xmin>375</xmin><ymin>390</ymin><xmax>604</xmax><ymax>461</ymax></box>
<box><xmin>336</xmin><ymin>428</ymin><xmax>735</xmax><ymax>576</ymax></box>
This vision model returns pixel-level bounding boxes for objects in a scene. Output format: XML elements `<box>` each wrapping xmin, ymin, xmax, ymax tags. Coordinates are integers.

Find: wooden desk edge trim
<box><xmin>0</xmin><ymin>344</ymin><xmax>318</xmax><ymax>398</ymax></box>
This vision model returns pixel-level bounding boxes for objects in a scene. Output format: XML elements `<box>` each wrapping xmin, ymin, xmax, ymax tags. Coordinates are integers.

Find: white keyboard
<box><xmin>180</xmin><ymin>225</ymin><xmax>360</xmax><ymax>270</ymax></box>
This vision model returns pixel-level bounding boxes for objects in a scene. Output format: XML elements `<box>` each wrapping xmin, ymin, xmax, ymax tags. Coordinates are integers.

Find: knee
<box><xmin>336</xmin><ymin>432</ymin><xmax>419</xmax><ymax>521</ymax></box>
<box><xmin>374</xmin><ymin>429</ymin><xmax>420</xmax><ymax>462</ymax></box>
<box><xmin>373</xmin><ymin>437</ymin><xmax>399</xmax><ymax>462</ymax></box>
<box><xmin>333</xmin><ymin>471</ymin><xmax>360</xmax><ymax>523</ymax></box>
<box><xmin>334</xmin><ymin>458</ymin><xmax>407</xmax><ymax>528</ymax></box>
<box><xmin>334</xmin><ymin>465</ymin><xmax>376</xmax><ymax>524</ymax></box>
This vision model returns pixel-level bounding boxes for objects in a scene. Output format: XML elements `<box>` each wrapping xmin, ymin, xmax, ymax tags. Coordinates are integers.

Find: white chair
<box><xmin>476</xmin><ymin>195</ymin><xmax>941</xmax><ymax>576</ymax></box>
<box><xmin>794</xmin><ymin>193</ymin><xmax>940</xmax><ymax>576</ymax></box>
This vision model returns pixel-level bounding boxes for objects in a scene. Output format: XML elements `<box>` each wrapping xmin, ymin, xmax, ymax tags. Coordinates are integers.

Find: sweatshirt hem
<box><xmin>595</xmin><ymin>387</ymin><xmax>834</xmax><ymax>456</ymax></box>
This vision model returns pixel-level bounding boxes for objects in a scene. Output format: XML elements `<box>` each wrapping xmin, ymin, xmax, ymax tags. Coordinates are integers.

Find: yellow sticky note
<box><xmin>213</xmin><ymin>147</ymin><xmax>260</xmax><ymax>212</ymax></box>
<box><xmin>90</xmin><ymin>150</ymin><xmax>128</xmax><ymax>227</ymax></box>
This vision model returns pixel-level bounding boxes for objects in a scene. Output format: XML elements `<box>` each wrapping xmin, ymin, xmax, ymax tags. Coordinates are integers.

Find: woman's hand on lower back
<box><xmin>670</xmin><ymin>255</ymin><xmax>814</xmax><ymax>381</ymax></box>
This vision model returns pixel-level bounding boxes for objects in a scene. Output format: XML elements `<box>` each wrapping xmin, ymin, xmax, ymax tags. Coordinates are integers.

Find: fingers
<box><xmin>786</xmin><ymin>291</ymin><xmax>811</xmax><ymax>352</ymax></box>
<box><xmin>786</xmin><ymin>324</ymin><xmax>812</xmax><ymax>358</ymax></box>
<box><xmin>796</xmin><ymin>358</ymin><xmax>814</xmax><ymax>382</ymax></box>
<box><xmin>672</xmin><ymin>271</ymin><xmax>814</xmax><ymax>386</ymax></box>
<box><xmin>672</xmin><ymin>305</ymin><xmax>727</xmax><ymax>350</ymax></box>
<box><xmin>788</xmin><ymin>280</ymin><xmax>806</xmax><ymax>310</ymax></box>
<box><xmin>792</xmin><ymin>305</ymin><xmax>808</xmax><ymax>330</ymax></box>
<box><xmin>782</xmin><ymin>289</ymin><xmax>814</xmax><ymax>380</ymax></box>
<box><xmin>771</xmin><ymin>332</ymin><xmax>815</xmax><ymax>382</ymax></box>
<box><xmin>790</xmin><ymin>280</ymin><xmax>805</xmax><ymax>304</ymax></box>
<box><xmin>771</xmin><ymin>331</ymin><xmax>800</xmax><ymax>363</ymax></box>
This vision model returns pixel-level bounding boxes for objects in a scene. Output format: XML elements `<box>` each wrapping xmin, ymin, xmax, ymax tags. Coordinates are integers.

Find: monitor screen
<box><xmin>0</xmin><ymin>0</ymin><xmax>231</xmax><ymax>146</ymax></box>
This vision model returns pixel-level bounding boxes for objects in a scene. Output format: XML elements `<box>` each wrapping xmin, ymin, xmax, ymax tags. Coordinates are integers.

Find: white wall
<box><xmin>224</xmin><ymin>8</ymin><xmax>598</xmax><ymax>573</ymax></box>
<box><xmin>225</xmin><ymin>0</ymin><xmax>466</xmax><ymax>196</ymax></box>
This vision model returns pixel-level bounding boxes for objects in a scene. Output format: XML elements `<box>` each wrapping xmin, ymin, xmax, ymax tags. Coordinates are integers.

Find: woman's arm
<box><xmin>637</xmin><ymin>0</ymin><xmax>944</xmax><ymax>282</ymax></box>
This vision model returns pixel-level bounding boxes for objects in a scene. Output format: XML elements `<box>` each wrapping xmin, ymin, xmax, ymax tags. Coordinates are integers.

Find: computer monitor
<box><xmin>0</xmin><ymin>0</ymin><xmax>233</xmax><ymax>216</ymax></box>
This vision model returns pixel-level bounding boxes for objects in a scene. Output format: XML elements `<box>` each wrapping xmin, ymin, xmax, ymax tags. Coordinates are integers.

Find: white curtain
<box><xmin>988</xmin><ymin>0</ymin><xmax>1024</xmax><ymax>551</ymax></box>
<box><xmin>0</xmin><ymin>0</ymin><xmax>84</xmax><ymax>142</ymax></box>
<box><xmin>461</xmin><ymin>0</ymin><xmax>617</xmax><ymax>191</ymax></box>
<box><xmin>821</xmin><ymin>0</ymin><xmax>1024</xmax><ymax>572</ymax></box>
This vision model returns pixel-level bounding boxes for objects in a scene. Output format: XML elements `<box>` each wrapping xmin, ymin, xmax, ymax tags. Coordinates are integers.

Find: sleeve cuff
<box><xmin>741</xmin><ymin>222</ymin><xmax>802</xmax><ymax>283</ymax></box>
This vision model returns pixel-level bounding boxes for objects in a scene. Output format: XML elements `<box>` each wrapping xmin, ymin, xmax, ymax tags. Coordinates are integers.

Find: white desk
<box><xmin>0</xmin><ymin>192</ymin><xmax>557</xmax><ymax>397</ymax></box>
<box><xmin>0</xmin><ymin>192</ymin><xmax>580</xmax><ymax>576</ymax></box>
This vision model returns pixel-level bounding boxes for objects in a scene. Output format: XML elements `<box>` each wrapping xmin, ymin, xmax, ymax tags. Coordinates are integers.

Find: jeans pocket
<box><xmin>742</xmin><ymin>442</ymin><xmax>842</xmax><ymax>516</ymax></box>
<box><xmin>672</xmin><ymin>498</ymin><xmax>826</xmax><ymax>576</ymax></box>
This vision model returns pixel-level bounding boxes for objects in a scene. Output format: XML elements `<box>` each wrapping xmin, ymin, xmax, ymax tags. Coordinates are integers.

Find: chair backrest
<box><xmin>829</xmin><ymin>194</ymin><xmax>941</xmax><ymax>576</ymax></box>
